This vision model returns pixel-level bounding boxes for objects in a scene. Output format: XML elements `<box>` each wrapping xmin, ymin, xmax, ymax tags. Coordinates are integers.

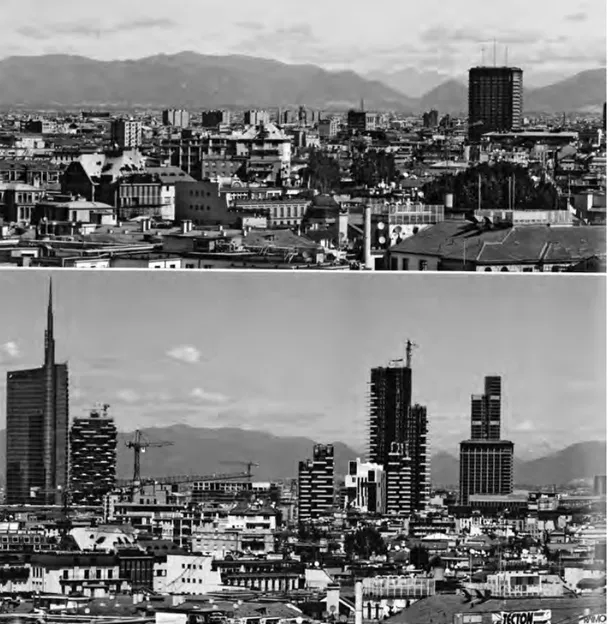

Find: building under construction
<box><xmin>367</xmin><ymin>341</ymin><xmax>430</xmax><ymax>516</ymax></box>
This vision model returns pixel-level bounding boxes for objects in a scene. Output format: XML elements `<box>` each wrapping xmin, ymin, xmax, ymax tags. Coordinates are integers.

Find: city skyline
<box><xmin>0</xmin><ymin>0</ymin><xmax>605</xmax><ymax>82</ymax></box>
<box><xmin>0</xmin><ymin>271</ymin><xmax>605</xmax><ymax>460</ymax></box>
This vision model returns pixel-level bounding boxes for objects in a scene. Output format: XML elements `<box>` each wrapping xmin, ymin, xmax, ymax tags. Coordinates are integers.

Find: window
<box><xmin>419</xmin><ymin>260</ymin><xmax>428</xmax><ymax>271</ymax></box>
<box><xmin>401</xmin><ymin>258</ymin><xmax>409</xmax><ymax>271</ymax></box>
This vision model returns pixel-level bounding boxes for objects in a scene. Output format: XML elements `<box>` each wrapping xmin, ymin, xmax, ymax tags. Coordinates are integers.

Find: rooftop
<box><xmin>390</xmin><ymin>221</ymin><xmax>606</xmax><ymax>266</ymax></box>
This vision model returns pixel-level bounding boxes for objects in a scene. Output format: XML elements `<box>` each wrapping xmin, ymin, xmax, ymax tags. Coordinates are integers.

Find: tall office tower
<box><xmin>297</xmin><ymin>444</ymin><xmax>335</xmax><ymax>523</ymax></box>
<box><xmin>459</xmin><ymin>375</ymin><xmax>514</xmax><ymax>505</ymax></box>
<box><xmin>162</xmin><ymin>109</ymin><xmax>191</xmax><ymax>129</ymax></box>
<box><xmin>6</xmin><ymin>280</ymin><xmax>69</xmax><ymax>505</ymax></box>
<box><xmin>385</xmin><ymin>442</ymin><xmax>411</xmax><ymax>516</ymax></box>
<box><xmin>70</xmin><ymin>405</ymin><xmax>118</xmax><ymax>505</ymax></box>
<box><xmin>471</xmin><ymin>376</ymin><xmax>502</xmax><ymax>440</ymax></box>
<box><xmin>111</xmin><ymin>119</ymin><xmax>143</xmax><ymax>149</ymax></box>
<box><xmin>407</xmin><ymin>404</ymin><xmax>430</xmax><ymax>512</ymax></box>
<box><xmin>468</xmin><ymin>66</ymin><xmax>524</xmax><ymax>142</ymax></box>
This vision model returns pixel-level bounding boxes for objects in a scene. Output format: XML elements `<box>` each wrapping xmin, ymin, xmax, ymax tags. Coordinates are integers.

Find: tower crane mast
<box><xmin>125</xmin><ymin>430</ymin><xmax>173</xmax><ymax>486</ymax></box>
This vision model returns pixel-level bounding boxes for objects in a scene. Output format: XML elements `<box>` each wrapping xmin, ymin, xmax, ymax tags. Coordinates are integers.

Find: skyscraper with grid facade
<box><xmin>459</xmin><ymin>376</ymin><xmax>514</xmax><ymax>505</ymax></box>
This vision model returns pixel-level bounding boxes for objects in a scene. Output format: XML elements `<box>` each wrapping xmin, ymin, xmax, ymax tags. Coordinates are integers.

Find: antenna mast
<box><xmin>493</xmin><ymin>39</ymin><xmax>497</xmax><ymax>67</ymax></box>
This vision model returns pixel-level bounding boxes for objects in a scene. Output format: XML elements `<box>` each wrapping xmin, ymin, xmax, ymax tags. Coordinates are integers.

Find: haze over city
<box><xmin>1</xmin><ymin>0</ymin><xmax>605</xmax><ymax>85</ymax></box>
<box><xmin>0</xmin><ymin>271</ymin><xmax>604</xmax><ymax>458</ymax></box>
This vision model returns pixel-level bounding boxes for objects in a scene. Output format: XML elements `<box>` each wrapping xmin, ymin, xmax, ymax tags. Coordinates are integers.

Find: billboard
<box><xmin>492</xmin><ymin>611</ymin><xmax>552</xmax><ymax>624</ymax></box>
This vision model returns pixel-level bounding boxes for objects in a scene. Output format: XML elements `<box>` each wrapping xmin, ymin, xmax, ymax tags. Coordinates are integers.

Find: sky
<box><xmin>0</xmin><ymin>0</ymin><xmax>606</xmax><ymax>82</ymax></box>
<box><xmin>0</xmin><ymin>271</ymin><xmax>605</xmax><ymax>460</ymax></box>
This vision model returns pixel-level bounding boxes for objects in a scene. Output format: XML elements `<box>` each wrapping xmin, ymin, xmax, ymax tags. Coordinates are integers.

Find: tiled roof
<box><xmin>385</xmin><ymin>593</ymin><xmax>606</xmax><ymax>624</ymax></box>
<box><xmin>243</xmin><ymin>229</ymin><xmax>321</xmax><ymax>250</ymax></box>
<box><xmin>390</xmin><ymin>221</ymin><xmax>606</xmax><ymax>266</ymax></box>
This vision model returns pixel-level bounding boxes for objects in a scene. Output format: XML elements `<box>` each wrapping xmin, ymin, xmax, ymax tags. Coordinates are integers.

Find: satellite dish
<box><xmin>377</xmin><ymin>222</ymin><xmax>386</xmax><ymax>230</ymax></box>
<box><xmin>378</xmin><ymin>236</ymin><xmax>386</xmax><ymax>245</ymax></box>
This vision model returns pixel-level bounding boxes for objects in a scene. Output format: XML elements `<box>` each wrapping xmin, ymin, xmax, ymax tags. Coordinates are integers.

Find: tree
<box><xmin>422</xmin><ymin>162</ymin><xmax>561</xmax><ymax>211</ymax></box>
<box><xmin>305</xmin><ymin>149</ymin><xmax>342</xmax><ymax>193</ymax></box>
<box><xmin>345</xmin><ymin>526</ymin><xmax>387</xmax><ymax>560</ymax></box>
<box><xmin>351</xmin><ymin>151</ymin><xmax>397</xmax><ymax>187</ymax></box>
<box><xmin>409</xmin><ymin>545</ymin><xmax>429</xmax><ymax>568</ymax></box>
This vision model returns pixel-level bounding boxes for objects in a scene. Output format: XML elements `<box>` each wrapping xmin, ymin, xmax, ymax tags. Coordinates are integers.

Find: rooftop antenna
<box><xmin>360</xmin><ymin>98</ymin><xmax>365</xmax><ymax>112</ymax></box>
<box><xmin>505</xmin><ymin>46</ymin><xmax>509</xmax><ymax>67</ymax></box>
<box><xmin>481</xmin><ymin>46</ymin><xmax>485</xmax><ymax>66</ymax></box>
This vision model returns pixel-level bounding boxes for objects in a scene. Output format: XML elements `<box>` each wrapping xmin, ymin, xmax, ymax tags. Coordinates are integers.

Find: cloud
<box><xmin>420</xmin><ymin>26</ymin><xmax>544</xmax><ymax>46</ymax></box>
<box><xmin>116</xmin><ymin>389</ymin><xmax>141</xmax><ymax>404</ymax></box>
<box><xmin>16</xmin><ymin>18</ymin><xmax>177</xmax><ymax>41</ymax></box>
<box><xmin>236</xmin><ymin>21</ymin><xmax>265</xmax><ymax>32</ymax></box>
<box><xmin>512</xmin><ymin>420</ymin><xmax>535</xmax><ymax>432</ymax></box>
<box><xmin>190</xmin><ymin>388</ymin><xmax>230</xmax><ymax>405</ymax></box>
<box><xmin>565</xmin><ymin>12</ymin><xmax>587</xmax><ymax>22</ymax></box>
<box><xmin>167</xmin><ymin>345</ymin><xmax>201</xmax><ymax>364</ymax></box>
<box><xmin>0</xmin><ymin>342</ymin><xmax>20</xmax><ymax>363</ymax></box>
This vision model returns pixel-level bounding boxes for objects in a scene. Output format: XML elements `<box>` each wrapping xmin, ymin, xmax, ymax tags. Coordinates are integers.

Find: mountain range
<box><xmin>431</xmin><ymin>441</ymin><xmax>607</xmax><ymax>488</ymax></box>
<box><xmin>0</xmin><ymin>426</ymin><xmax>603</xmax><ymax>488</ymax></box>
<box><xmin>0</xmin><ymin>52</ymin><xmax>605</xmax><ymax>114</ymax></box>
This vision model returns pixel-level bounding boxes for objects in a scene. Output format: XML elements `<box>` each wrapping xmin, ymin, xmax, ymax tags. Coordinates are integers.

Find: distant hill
<box><xmin>0</xmin><ymin>52</ymin><xmax>414</xmax><ymax>111</ymax></box>
<box><xmin>366</xmin><ymin>68</ymin><xmax>451</xmax><ymax>99</ymax></box>
<box><xmin>418</xmin><ymin>79</ymin><xmax>469</xmax><ymax>115</ymax></box>
<box><xmin>375</xmin><ymin>68</ymin><xmax>606</xmax><ymax>115</ymax></box>
<box><xmin>431</xmin><ymin>441</ymin><xmax>607</xmax><ymax>488</ymax></box>
<box><xmin>524</xmin><ymin>68</ymin><xmax>607</xmax><ymax>113</ymax></box>
<box><xmin>0</xmin><ymin>426</ymin><xmax>603</xmax><ymax>487</ymax></box>
<box><xmin>115</xmin><ymin>425</ymin><xmax>360</xmax><ymax>482</ymax></box>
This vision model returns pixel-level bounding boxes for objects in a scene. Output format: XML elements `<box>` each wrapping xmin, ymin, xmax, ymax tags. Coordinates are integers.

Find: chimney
<box><xmin>363</xmin><ymin>203</ymin><xmax>373</xmax><ymax>269</ymax></box>
<box><xmin>354</xmin><ymin>580</ymin><xmax>363</xmax><ymax>624</ymax></box>
<box><xmin>181</xmin><ymin>220</ymin><xmax>189</xmax><ymax>235</ymax></box>
<box><xmin>171</xmin><ymin>594</ymin><xmax>185</xmax><ymax>607</ymax></box>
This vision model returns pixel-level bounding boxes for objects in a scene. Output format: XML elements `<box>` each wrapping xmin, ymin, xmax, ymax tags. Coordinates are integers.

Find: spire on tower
<box><xmin>45</xmin><ymin>277</ymin><xmax>55</xmax><ymax>365</ymax></box>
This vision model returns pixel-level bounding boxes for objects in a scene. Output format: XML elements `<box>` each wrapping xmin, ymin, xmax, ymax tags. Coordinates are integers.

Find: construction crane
<box><xmin>125</xmin><ymin>430</ymin><xmax>173</xmax><ymax>486</ymax></box>
<box><xmin>219</xmin><ymin>460</ymin><xmax>259</xmax><ymax>479</ymax></box>
<box><xmin>406</xmin><ymin>339</ymin><xmax>419</xmax><ymax>368</ymax></box>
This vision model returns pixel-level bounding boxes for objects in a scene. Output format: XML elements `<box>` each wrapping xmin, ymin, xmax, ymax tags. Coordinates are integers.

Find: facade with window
<box><xmin>0</xmin><ymin>183</ymin><xmax>45</xmax><ymax>224</ymax></box>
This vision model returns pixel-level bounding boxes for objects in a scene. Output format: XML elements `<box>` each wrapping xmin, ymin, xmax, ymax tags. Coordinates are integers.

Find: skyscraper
<box><xmin>70</xmin><ymin>405</ymin><xmax>118</xmax><ymax>506</ymax></box>
<box><xmin>407</xmin><ymin>404</ymin><xmax>430</xmax><ymax>512</ymax></box>
<box><xmin>368</xmin><ymin>350</ymin><xmax>412</xmax><ymax>467</ymax></box>
<box><xmin>459</xmin><ymin>376</ymin><xmax>514</xmax><ymax>505</ymax></box>
<box><xmin>6</xmin><ymin>280</ymin><xmax>69</xmax><ymax>505</ymax></box>
<box><xmin>297</xmin><ymin>444</ymin><xmax>335</xmax><ymax>523</ymax></box>
<box><xmin>468</xmin><ymin>66</ymin><xmax>524</xmax><ymax>142</ymax></box>
<box><xmin>385</xmin><ymin>442</ymin><xmax>411</xmax><ymax>517</ymax></box>
<box><xmin>368</xmin><ymin>341</ymin><xmax>429</xmax><ymax>514</ymax></box>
